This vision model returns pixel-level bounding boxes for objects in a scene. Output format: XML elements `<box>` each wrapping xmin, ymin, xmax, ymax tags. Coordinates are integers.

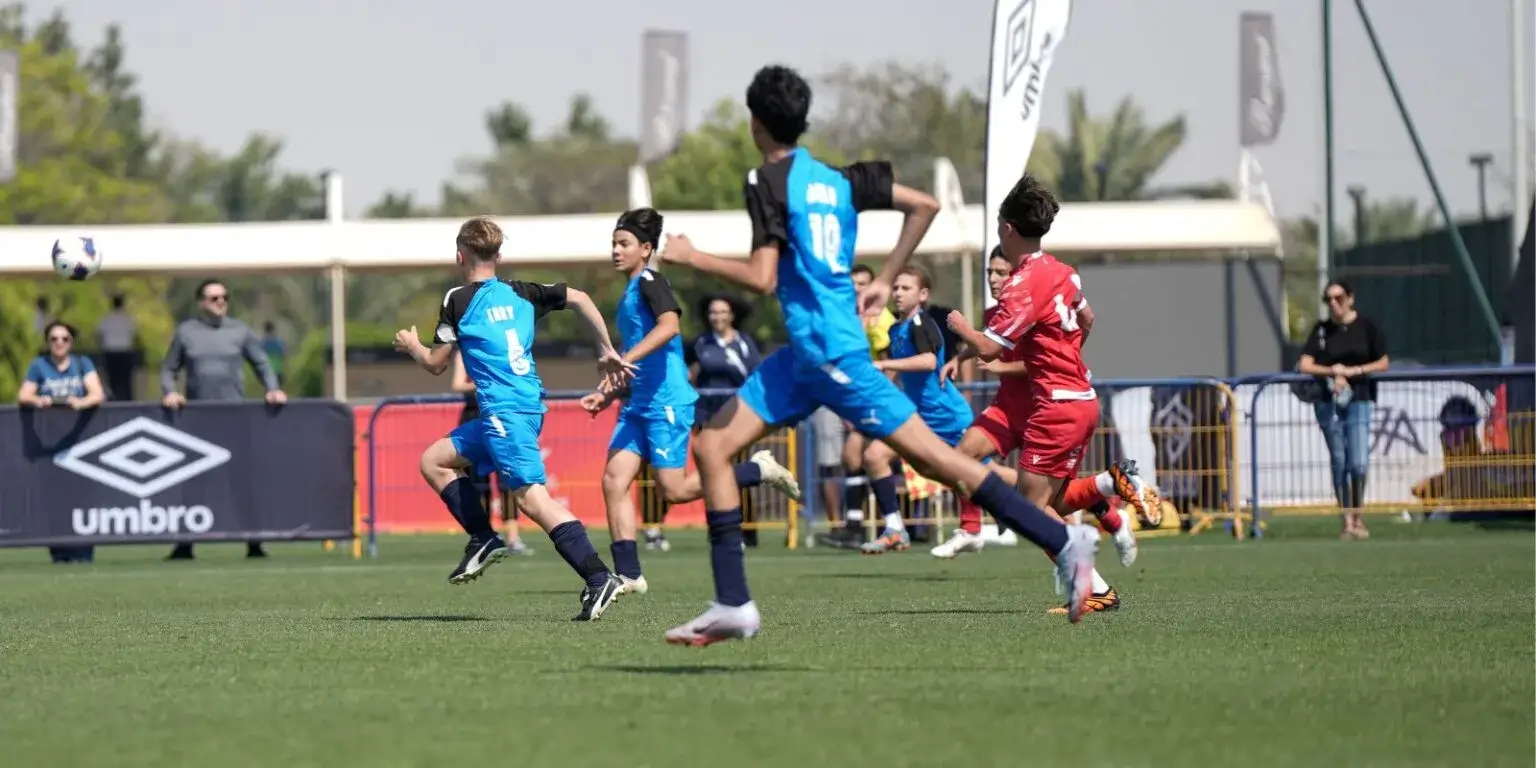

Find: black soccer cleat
<box><xmin>448</xmin><ymin>535</ymin><xmax>508</xmax><ymax>585</ymax></box>
<box><xmin>572</xmin><ymin>574</ymin><xmax>622</xmax><ymax>622</ymax></box>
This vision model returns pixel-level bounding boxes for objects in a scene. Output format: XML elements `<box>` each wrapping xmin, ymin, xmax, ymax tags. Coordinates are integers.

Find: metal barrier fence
<box><xmin>357</xmin><ymin>366</ymin><xmax>1533</xmax><ymax>554</ymax></box>
<box><xmin>1237</xmin><ymin>366</ymin><xmax>1536</xmax><ymax>533</ymax></box>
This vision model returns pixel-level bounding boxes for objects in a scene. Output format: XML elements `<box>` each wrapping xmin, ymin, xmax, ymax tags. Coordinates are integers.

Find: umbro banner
<box><xmin>984</xmin><ymin>0</ymin><xmax>1072</xmax><ymax>308</ymax></box>
<box><xmin>0</xmin><ymin>400</ymin><xmax>355</xmax><ymax>547</ymax></box>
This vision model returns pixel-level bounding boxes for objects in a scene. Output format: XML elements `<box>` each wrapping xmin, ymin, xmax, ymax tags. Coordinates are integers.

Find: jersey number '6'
<box><xmin>505</xmin><ymin>329</ymin><xmax>531</xmax><ymax>376</ymax></box>
<box><xmin>807</xmin><ymin>213</ymin><xmax>845</xmax><ymax>274</ymax></box>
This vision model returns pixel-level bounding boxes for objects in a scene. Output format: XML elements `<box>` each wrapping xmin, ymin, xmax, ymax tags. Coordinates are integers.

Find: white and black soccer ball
<box><xmin>51</xmin><ymin>235</ymin><xmax>102</xmax><ymax>281</ymax></box>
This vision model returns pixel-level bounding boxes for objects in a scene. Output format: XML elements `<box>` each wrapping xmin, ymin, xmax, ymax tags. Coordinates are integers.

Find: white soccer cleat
<box><xmin>618</xmin><ymin>575</ymin><xmax>649</xmax><ymax>596</ymax></box>
<box><xmin>664</xmin><ymin>601</ymin><xmax>761</xmax><ymax>647</ymax></box>
<box><xmin>981</xmin><ymin>524</ymin><xmax>1019</xmax><ymax>546</ymax></box>
<box><xmin>1054</xmin><ymin>524</ymin><xmax>1100</xmax><ymax>624</ymax></box>
<box><xmin>931</xmin><ymin>528</ymin><xmax>986</xmax><ymax>559</ymax></box>
<box><xmin>1110</xmin><ymin>517</ymin><xmax>1138</xmax><ymax>568</ymax></box>
<box><xmin>750</xmin><ymin>450</ymin><xmax>802</xmax><ymax>502</ymax></box>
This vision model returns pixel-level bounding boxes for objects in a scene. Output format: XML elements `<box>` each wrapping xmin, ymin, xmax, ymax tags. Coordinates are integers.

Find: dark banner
<box><xmin>0</xmin><ymin>400</ymin><xmax>355</xmax><ymax>547</ymax></box>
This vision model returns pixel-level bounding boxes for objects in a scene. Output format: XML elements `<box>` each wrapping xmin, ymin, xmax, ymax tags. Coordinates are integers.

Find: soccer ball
<box><xmin>51</xmin><ymin>236</ymin><xmax>102</xmax><ymax>281</ymax></box>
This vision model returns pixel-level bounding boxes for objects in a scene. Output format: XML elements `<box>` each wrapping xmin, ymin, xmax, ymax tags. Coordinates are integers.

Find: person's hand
<box><xmin>597</xmin><ymin>346</ymin><xmax>639</xmax><ymax>384</ymax></box>
<box><xmin>66</xmin><ymin>396</ymin><xmax>90</xmax><ymax>411</ymax></box>
<box><xmin>394</xmin><ymin>326</ymin><xmax>423</xmax><ymax>356</ymax></box>
<box><xmin>266</xmin><ymin>389</ymin><xmax>287</xmax><ymax>406</ymax></box>
<box><xmin>945</xmin><ymin>310</ymin><xmax>970</xmax><ymax>335</ymax></box>
<box><xmin>939</xmin><ymin>357</ymin><xmax>960</xmax><ymax>385</ymax></box>
<box><xmin>1329</xmin><ymin>363</ymin><xmax>1347</xmax><ymax>377</ymax></box>
<box><xmin>660</xmin><ymin>234</ymin><xmax>696</xmax><ymax>266</ymax></box>
<box><xmin>1332</xmin><ymin>375</ymin><xmax>1350</xmax><ymax>394</ymax></box>
<box><xmin>859</xmin><ymin>278</ymin><xmax>892</xmax><ymax>319</ymax></box>
<box><xmin>34</xmin><ymin>395</ymin><xmax>53</xmax><ymax>409</ymax></box>
<box><xmin>579</xmin><ymin>391</ymin><xmax>612</xmax><ymax>416</ymax></box>
<box><xmin>162</xmin><ymin>392</ymin><xmax>185</xmax><ymax>410</ymax></box>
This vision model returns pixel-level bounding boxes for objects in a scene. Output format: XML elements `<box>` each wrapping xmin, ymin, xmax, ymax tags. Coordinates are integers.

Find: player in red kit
<box><xmin>943</xmin><ymin>175</ymin><xmax>1161</xmax><ymax>615</ymax></box>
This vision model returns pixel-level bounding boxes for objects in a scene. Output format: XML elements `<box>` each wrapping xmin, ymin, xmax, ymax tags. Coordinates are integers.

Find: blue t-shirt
<box><xmin>616</xmin><ymin>268</ymin><xmax>698</xmax><ymax>415</ymax></box>
<box><xmin>436</xmin><ymin>279</ymin><xmax>567</xmax><ymax>415</ymax></box>
<box><xmin>26</xmin><ymin>354</ymin><xmax>94</xmax><ymax>400</ymax></box>
<box><xmin>744</xmin><ymin>148</ymin><xmax>895</xmax><ymax>366</ymax></box>
<box><xmin>889</xmin><ymin>311</ymin><xmax>972</xmax><ymax>429</ymax></box>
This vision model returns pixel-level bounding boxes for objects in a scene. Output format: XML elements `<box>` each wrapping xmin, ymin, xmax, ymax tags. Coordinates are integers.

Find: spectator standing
<box><xmin>97</xmin><ymin>294</ymin><xmax>138</xmax><ymax>401</ymax></box>
<box><xmin>160</xmin><ymin>279</ymin><xmax>287</xmax><ymax>560</ymax></box>
<box><xmin>687</xmin><ymin>294</ymin><xmax>762</xmax><ymax>423</ymax></box>
<box><xmin>261</xmin><ymin>321</ymin><xmax>287</xmax><ymax>387</ymax></box>
<box><xmin>1297</xmin><ymin>280</ymin><xmax>1390</xmax><ymax>540</ymax></box>
<box><xmin>16</xmin><ymin>321</ymin><xmax>105</xmax><ymax>563</ymax></box>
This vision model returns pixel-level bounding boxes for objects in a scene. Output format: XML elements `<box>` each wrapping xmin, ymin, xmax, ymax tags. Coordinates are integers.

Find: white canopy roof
<box><xmin>0</xmin><ymin>200</ymin><xmax>1282</xmax><ymax>276</ymax></box>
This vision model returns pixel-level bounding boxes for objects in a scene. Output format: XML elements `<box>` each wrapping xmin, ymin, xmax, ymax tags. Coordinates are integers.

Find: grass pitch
<box><xmin>1</xmin><ymin>518</ymin><xmax>1531</xmax><ymax>767</ymax></box>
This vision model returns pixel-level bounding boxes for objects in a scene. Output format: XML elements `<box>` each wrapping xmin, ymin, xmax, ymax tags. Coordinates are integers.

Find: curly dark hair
<box><xmin>998</xmin><ymin>173</ymin><xmax>1060</xmax><ymax>239</ymax></box>
<box><xmin>746</xmin><ymin>65</ymin><xmax>811</xmax><ymax>146</ymax></box>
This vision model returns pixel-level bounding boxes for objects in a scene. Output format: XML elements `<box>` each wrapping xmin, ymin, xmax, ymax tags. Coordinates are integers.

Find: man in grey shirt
<box><xmin>160</xmin><ymin>279</ymin><xmax>288</xmax><ymax>560</ymax></box>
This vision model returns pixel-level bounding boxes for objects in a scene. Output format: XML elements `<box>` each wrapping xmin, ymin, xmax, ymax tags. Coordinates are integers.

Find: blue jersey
<box><xmin>25</xmin><ymin>354</ymin><xmax>94</xmax><ymax>400</ymax></box>
<box><xmin>745</xmin><ymin>148</ymin><xmax>895</xmax><ymax>366</ymax></box>
<box><xmin>616</xmin><ymin>268</ymin><xmax>698</xmax><ymax>414</ymax></box>
<box><xmin>889</xmin><ymin>311</ymin><xmax>973</xmax><ymax>432</ymax></box>
<box><xmin>436</xmin><ymin>279</ymin><xmax>567</xmax><ymax>415</ymax></box>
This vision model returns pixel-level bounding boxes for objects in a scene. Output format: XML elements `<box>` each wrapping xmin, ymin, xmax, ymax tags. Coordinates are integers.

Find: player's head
<box><xmin>612</xmin><ymin>207</ymin><xmax>663</xmax><ymax>274</ymax></box>
<box><xmin>1323</xmin><ymin>279</ymin><xmax>1355</xmax><ymax>320</ymax></box>
<box><xmin>987</xmin><ymin>245</ymin><xmax>1011</xmax><ymax>299</ymax></box>
<box><xmin>746</xmin><ymin>65</ymin><xmax>811</xmax><ymax>155</ymax></box>
<box><xmin>892</xmin><ymin>266</ymin><xmax>932</xmax><ymax>315</ymax></box>
<box><xmin>997</xmin><ymin>174</ymin><xmax>1059</xmax><ymax>257</ymax></box>
<box><xmin>195</xmin><ymin>279</ymin><xmax>229</xmax><ymax>319</ymax></box>
<box><xmin>851</xmin><ymin>264</ymin><xmax>876</xmax><ymax>294</ymax></box>
<box><xmin>455</xmin><ymin>217</ymin><xmax>503</xmax><ymax>276</ymax></box>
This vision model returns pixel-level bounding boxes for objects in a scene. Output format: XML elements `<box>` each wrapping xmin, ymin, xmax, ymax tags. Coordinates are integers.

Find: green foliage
<box><xmin>287</xmin><ymin>323</ymin><xmax>398</xmax><ymax>398</ymax></box>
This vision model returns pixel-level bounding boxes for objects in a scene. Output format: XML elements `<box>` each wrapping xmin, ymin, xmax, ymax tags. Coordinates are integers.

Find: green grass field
<box><xmin>1</xmin><ymin>518</ymin><xmax>1531</xmax><ymax>767</ymax></box>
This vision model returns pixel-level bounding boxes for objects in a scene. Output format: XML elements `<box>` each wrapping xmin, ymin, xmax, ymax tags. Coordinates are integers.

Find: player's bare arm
<box><xmin>946</xmin><ymin>311</ymin><xmax>1007</xmax><ymax>362</ymax></box>
<box><xmin>621</xmin><ymin>306</ymin><xmax>681</xmax><ymax>366</ymax></box>
<box><xmin>563</xmin><ymin>287</ymin><xmax>639</xmax><ymax>383</ymax></box>
<box><xmin>662</xmin><ymin>234</ymin><xmax>779</xmax><ymax>295</ymax></box>
<box><xmin>878</xmin><ymin>351</ymin><xmax>938</xmax><ymax>374</ymax></box>
<box><xmin>395</xmin><ymin>326</ymin><xmax>455</xmax><ymax>375</ymax></box>
<box><xmin>863</xmin><ymin>185</ymin><xmax>940</xmax><ymax>317</ymax></box>
<box><xmin>1078</xmin><ymin>301</ymin><xmax>1095</xmax><ymax>344</ymax></box>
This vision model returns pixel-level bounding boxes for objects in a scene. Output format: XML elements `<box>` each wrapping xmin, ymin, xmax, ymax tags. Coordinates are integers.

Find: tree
<box><xmin>365</xmin><ymin>191</ymin><xmax>431</xmax><ymax>219</ymax></box>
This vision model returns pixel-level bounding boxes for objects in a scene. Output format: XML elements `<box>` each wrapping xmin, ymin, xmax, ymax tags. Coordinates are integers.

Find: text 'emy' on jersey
<box><xmin>436</xmin><ymin>279</ymin><xmax>568</xmax><ymax>415</ymax></box>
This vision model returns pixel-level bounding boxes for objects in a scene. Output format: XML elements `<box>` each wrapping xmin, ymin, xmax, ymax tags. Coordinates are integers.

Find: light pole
<box><xmin>1469</xmin><ymin>153</ymin><xmax>1493</xmax><ymax>221</ymax></box>
<box><xmin>1346</xmin><ymin>185</ymin><xmax>1368</xmax><ymax>246</ymax></box>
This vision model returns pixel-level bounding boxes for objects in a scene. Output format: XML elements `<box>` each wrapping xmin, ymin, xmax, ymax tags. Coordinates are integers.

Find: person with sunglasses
<box><xmin>1297</xmin><ymin>280</ymin><xmax>1390</xmax><ymax>539</ymax></box>
<box><xmin>160</xmin><ymin>279</ymin><xmax>287</xmax><ymax>560</ymax></box>
<box><xmin>17</xmin><ymin>321</ymin><xmax>105</xmax><ymax>563</ymax></box>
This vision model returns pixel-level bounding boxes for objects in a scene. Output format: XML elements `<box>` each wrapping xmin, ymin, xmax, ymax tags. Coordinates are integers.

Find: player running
<box><xmin>656</xmin><ymin>65</ymin><xmax>1102</xmax><ymax>644</ymax></box>
<box><xmin>935</xmin><ymin>247</ymin><xmax>1160</xmax><ymax>571</ymax></box>
<box><xmin>394</xmin><ymin>217</ymin><xmax>634</xmax><ymax>622</ymax></box>
<box><xmin>944</xmin><ymin>177</ymin><xmax>1160</xmax><ymax>615</ymax></box>
<box><xmin>579</xmin><ymin>207</ymin><xmax>802</xmax><ymax>598</ymax></box>
<box><xmin>857</xmin><ymin>265</ymin><xmax>976</xmax><ymax>554</ymax></box>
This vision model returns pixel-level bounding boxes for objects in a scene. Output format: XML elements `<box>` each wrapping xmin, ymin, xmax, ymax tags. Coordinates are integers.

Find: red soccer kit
<box><xmin>972</xmin><ymin>251</ymin><xmax>1098</xmax><ymax>478</ymax></box>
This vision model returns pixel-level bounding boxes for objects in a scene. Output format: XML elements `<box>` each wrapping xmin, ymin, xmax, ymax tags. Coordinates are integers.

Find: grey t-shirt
<box><xmin>160</xmin><ymin>316</ymin><xmax>279</xmax><ymax>401</ymax></box>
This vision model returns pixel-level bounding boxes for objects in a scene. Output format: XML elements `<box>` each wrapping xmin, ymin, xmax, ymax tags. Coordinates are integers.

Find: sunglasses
<box><xmin>1324</xmin><ymin>293</ymin><xmax>1348</xmax><ymax>304</ymax></box>
<box><xmin>204</xmin><ymin>294</ymin><xmax>228</xmax><ymax>303</ymax></box>
<box><xmin>48</xmin><ymin>335</ymin><xmax>72</xmax><ymax>343</ymax></box>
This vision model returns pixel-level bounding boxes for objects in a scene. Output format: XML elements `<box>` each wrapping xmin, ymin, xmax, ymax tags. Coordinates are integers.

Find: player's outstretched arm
<box><xmin>395</xmin><ymin>326</ymin><xmax>454</xmax><ymax>375</ymax></box>
<box><xmin>876</xmin><ymin>184</ymin><xmax>940</xmax><ymax>283</ymax></box>
<box><xmin>661</xmin><ymin>234</ymin><xmax>778</xmax><ymax>295</ymax></box>
<box><xmin>879</xmin><ymin>352</ymin><xmax>937</xmax><ymax>373</ymax></box>
<box><xmin>944</xmin><ymin>311</ymin><xmax>1006</xmax><ymax>363</ymax></box>
<box><xmin>564</xmin><ymin>287</ymin><xmax>638</xmax><ymax>383</ymax></box>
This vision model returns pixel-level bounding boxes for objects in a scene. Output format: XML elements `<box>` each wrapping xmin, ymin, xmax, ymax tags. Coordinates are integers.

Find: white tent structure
<box><xmin>0</xmin><ymin>166</ymin><xmax>1283</xmax><ymax>399</ymax></box>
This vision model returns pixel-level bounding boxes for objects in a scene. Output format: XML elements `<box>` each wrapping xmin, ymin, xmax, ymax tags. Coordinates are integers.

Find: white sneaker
<box><xmin>981</xmin><ymin>524</ymin><xmax>1019</xmax><ymax>546</ymax></box>
<box><xmin>751</xmin><ymin>450</ymin><xmax>802</xmax><ymax>502</ymax></box>
<box><xmin>664</xmin><ymin>601</ymin><xmax>761</xmax><ymax>647</ymax></box>
<box><xmin>931</xmin><ymin>529</ymin><xmax>985</xmax><ymax>559</ymax></box>
<box><xmin>1053</xmin><ymin>524</ymin><xmax>1100</xmax><ymax>624</ymax></box>
<box><xmin>1110</xmin><ymin>519</ymin><xmax>1138</xmax><ymax>567</ymax></box>
<box><xmin>618</xmin><ymin>575</ymin><xmax>649</xmax><ymax>596</ymax></box>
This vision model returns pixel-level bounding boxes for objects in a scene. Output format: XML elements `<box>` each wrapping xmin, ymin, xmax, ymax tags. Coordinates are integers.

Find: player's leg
<box><xmin>858</xmin><ymin>438</ymin><xmax>911</xmax><ymax>554</ymax></box>
<box><xmin>1057</xmin><ymin>458</ymin><xmax>1159</xmax><ymax>566</ymax></box>
<box><xmin>602</xmin><ymin>411</ymin><xmax>650</xmax><ymax>591</ymax></box>
<box><xmin>424</xmin><ymin>424</ymin><xmax>508</xmax><ymax>584</ymax></box>
<box><xmin>649</xmin><ymin>405</ymin><xmax>802</xmax><ymax>506</ymax></box>
<box><xmin>837</xmin><ymin>427</ymin><xmax>872</xmax><ymax>545</ymax></box>
<box><xmin>486</xmin><ymin>412</ymin><xmax>620</xmax><ymax>621</ymax></box>
<box><xmin>930</xmin><ymin>411</ymin><xmax>1018</xmax><ymax>558</ymax></box>
<box><xmin>664</xmin><ymin>351</ymin><xmax>806</xmax><ymax>646</ymax></box>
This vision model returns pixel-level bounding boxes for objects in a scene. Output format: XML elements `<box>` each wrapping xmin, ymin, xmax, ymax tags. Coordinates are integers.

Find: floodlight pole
<box><xmin>324</xmin><ymin>172</ymin><xmax>347</xmax><ymax>402</ymax></box>
<box><xmin>1319</xmin><ymin>0</ymin><xmax>1337</xmax><ymax>319</ymax></box>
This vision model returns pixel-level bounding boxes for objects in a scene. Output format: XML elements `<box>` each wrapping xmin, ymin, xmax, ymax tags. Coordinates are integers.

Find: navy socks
<box><xmin>870</xmin><ymin>474</ymin><xmax>901</xmax><ymax>518</ymax></box>
<box><xmin>706</xmin><ymin>508</ymin><xmax>751</xmax><ymax>607</ymax></box>
<box><xmin>548</xmin><ymin>521</ymin><xmax>611</xmax><ymax>589</ymax></box>
<box><xmin>609</xmin><ymin>539</ymin><xmax>642</xmax><ymax>579</ymax></box>
<box><xmin>441</xmin><ymin>478</ymin><xmax>495</xmax><ymax>539</ymax></box>
<box><xmin>733</xmin><ymin>461</ymin><xmax>763</xmax><ymax>488</ymax></box>
<box><xmin>969</xmin><ymin>473</ymin><xmax>1068</xmax><ymax>555</ymax></box>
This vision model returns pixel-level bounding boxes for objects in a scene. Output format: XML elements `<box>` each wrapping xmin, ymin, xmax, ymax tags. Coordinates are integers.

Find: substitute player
<box><xmin>656</xmin><ymin>65</ymin><xmax>1102</xmax><ymax>644</ymax></box>
<box><xmin>946</xmin><ymin>176</ymin><xmax>1155</xmax><ymax>615</ymax></box>
<box><xmin>579</xmin><ymin>207</ymin><xmax>802</xmax><ymax>597</ymax></box>
<box><xmin>394</xmin><ymin>217</ymin><xmax>633</xmax><ymax>622</ymax></box>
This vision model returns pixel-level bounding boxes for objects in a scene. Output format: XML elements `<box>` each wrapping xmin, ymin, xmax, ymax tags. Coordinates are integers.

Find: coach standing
<box><xmin>159</xmin><ymin>279</ymin><xmax>287</xmax><ymax>560</ymax></box>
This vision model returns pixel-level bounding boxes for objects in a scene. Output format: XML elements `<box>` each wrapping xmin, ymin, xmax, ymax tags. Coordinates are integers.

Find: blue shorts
<box><xmin>738</xmin><ymin>349</ymin><xmax>917</xmax><ymax>440</ymax></box>
<box><xmin>609</xmin><ymin>404</ymin><xmax>694</xmax><ymax>470</ymax></box>
<box><xmin>449</xmin><ymin>412</ymin><xmax>546</xmax><ymax>490</ymax></box>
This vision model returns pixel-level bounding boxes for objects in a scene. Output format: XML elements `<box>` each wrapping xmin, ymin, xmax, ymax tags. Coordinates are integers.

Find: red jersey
<box><xmin>982</xmin><ymin>251</ymin><xmax>1094</xmax><ymax>402</ymax></box>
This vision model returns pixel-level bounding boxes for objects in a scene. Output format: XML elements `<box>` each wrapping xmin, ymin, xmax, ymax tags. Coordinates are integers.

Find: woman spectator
<box><xmin>1297</xmin><ymin>280</ymin><xmax>1390</xmax><ymax>539</ymax></box>
<box><xmin>17</xmin><ymin>321</ymin><xmax>105</xmax><ymax>563</ymax></box>
<box><xmin>451</xmin><ymin>351</ymin><xmax>531</xmax><ymax>555</ymax></box>
<box><xmin>687</xmin><ymin>294</ymin><xmax>762</xmax><ymax>424</ymax></box>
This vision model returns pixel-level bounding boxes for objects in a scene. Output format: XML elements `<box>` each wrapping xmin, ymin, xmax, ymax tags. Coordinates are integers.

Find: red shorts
<box><xmin>973</xmin><ymin>397</ymin><xmax>1098</xmax><ymax>478</ymax></box>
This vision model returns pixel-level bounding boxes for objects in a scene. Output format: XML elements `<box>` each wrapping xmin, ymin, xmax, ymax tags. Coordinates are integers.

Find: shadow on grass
<box><xmin>586</xmin><ymin>663</ymin><xmax>816</xmax><ymax>676</ymax></box>
<box><xmin>344</xmin><ymin>615</ymin><xmax>490</xmax><ymax>623</ymax></box>
<box><xmin>805</xmin><ymin>573</ymin><xmax>981</xmax><ymax>583</ymax></box>
<box><xmin>861</xmin><ymin>608</ymin><xmax>1027</xmax><ymax>616</ymax></box>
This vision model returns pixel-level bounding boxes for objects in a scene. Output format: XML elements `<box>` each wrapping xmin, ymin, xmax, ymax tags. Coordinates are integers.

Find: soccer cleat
<box><xmin>860</xmin><ymin>528</ymin><xmax>911</xmax><ymax>554</ymax></box>
<box><xmin>931</xmin><ymin>528</ymin><xmax>986</xmax><ymax>559</ymax></box>
<box><xmin>644</xmin><ymin>529</ymin><xmax>671</xmax><ymax>552</ymax></box>
<box><xmin>1110</xmin><ymin>459</ymin><xmax>1163</xmax><ymax>528</ymax></box>
<box><xmin>1054</xmin><ymin>524</ymin><xmax>1100</xmax><ymax>624</ymax></box>
<box><xmin>1047</xmin><ymin>587</ymin><xmax>1120</xmax><ymax>616</ymax></box>
<box><xmin>813</xmin><ymin>526</ymin><xmax>865</xmax><ymax>550</ymax></box>
<box><xmin>618</xmin><ymin>575</ymin><xmax>649</xmax><ymax>596</ymax></box>
<box><xmin>448</xmin><ymin>535</ymin><xmax>508</xmax><ymax>585</ymax></box>
<box><xmin>664</xmin><ymin>601</ymin><xmax>762</xmax><ymax>647</ymax></box>
<box><xmin>750</xmin><ymin>450</ymin><xmax>803</xmax><ymax>502</ymax></box>
<box><xmin>572</xmin><ymin>574</ymin><xmax>622</xmax><ymax>621</ymax></box>
<box><xmin>1110</xmin><ymin>512</ymin><xmax>1139</xmax><ymax>567</ymax></box>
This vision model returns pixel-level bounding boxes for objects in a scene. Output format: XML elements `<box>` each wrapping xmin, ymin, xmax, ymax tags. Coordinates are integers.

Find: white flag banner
<box><xmin>984</xmin><ymin>0</ymin><xmax>1072</xmax><ymax>308</ymax></box>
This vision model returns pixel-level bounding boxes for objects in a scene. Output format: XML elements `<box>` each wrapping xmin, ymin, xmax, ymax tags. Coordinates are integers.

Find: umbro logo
<box><xmin>54</xmin><ymin>417</ymin><xmax>232</xmax><ymax>498</ymax></box>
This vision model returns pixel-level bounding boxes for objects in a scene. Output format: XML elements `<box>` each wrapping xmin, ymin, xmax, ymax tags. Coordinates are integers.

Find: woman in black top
<box><xmin>687</xmin><ymin>294</ymin><xmax>763</xmax><ymax>424</ymax></box>
<box><xmin>452</xmin><ymin>351</ymin><xmax>529</xmax><ymax>554</ymax></box>
<box><xmin>1297</xmin><ymin>280</ymin><xmax>1391</xmax><ymax>539</ymax></box>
